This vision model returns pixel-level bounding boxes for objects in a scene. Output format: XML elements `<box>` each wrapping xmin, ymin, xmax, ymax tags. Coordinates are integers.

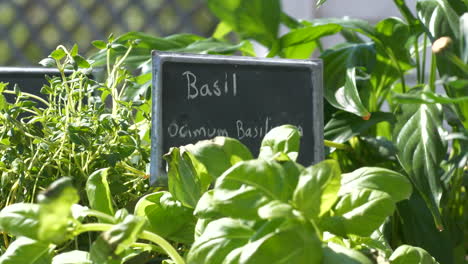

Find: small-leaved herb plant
<box><xmin>0</xmin><ymin>43</ymin><xmax>151</xmax><ymax>225</ymax></box>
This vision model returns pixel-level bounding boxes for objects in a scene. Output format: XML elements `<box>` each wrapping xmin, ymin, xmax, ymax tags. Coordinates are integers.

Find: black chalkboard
<box><xmin>151</xmin><ymin>52</ymin><xmax>323</xmax><ymax>185</ymax></box>
<box><xmin>0</xmin><ymin>67</ymin><xmax>63</xmax><ymax>108</ymax></box>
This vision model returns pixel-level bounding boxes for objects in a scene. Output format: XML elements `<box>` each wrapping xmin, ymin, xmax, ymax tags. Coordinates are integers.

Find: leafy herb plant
<box><xmin>0</xmin><ymin>125</ymin><xmax>438</xmax><ymax>263</ymax></box>
<box><xmin>0</xmin><ymin>43</ymin><xmax>150</xmax><ymax>228</ymax></box>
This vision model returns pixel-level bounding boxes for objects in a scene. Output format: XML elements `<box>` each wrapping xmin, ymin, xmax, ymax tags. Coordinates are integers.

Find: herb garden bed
<box><xmin>0</xmin><ymin>0</ymin><xmax>467</xmax><ymax>263</ymax></box>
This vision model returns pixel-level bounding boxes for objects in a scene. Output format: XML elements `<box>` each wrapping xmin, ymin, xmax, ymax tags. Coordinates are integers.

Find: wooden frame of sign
<box><xmin>151</xmin><ymin>51</ymin><xmax>324</xmax><ymax>186</ymax></box>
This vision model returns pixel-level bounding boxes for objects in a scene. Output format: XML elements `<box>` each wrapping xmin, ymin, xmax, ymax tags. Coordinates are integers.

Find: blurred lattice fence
<box><xmin>0</xmin><ymin>0</ymin><xmax>217</xmax><ymax>66</ymax></box>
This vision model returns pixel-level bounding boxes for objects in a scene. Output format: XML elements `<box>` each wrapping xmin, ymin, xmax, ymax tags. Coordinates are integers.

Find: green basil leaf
<box><xmin>322</xmin><ymin>243</ymin><xmax>373</xmax><ymax>264</ymax></box>
<box><xmin>194</xmin><ymin>190</ymin><xmax>222</xmax><ymax>219</ymax></box>
<box><xmin>0</xmin><ymin>237</ymin><xmax>51</xmax><ymax>264</ymax></box>
<box><xmin>321</xmin><ymin>189</ymin><xmax>395</xmax><ymax>237</ymax></box>
<box><xmin>188</xmin><ymin>218</ymin><xmax>322</xmax><ymax>264</ymax></box>
<box><xmin>186</xmin><ymin>137</ymin><xmax>253</xmax><ymax>182</ymax></box>
<box><xmin>52</xmin><ymin>250</ymin><xmax>91</xmax><ymax>264</ymax></box>
<box><xmin>259</xmin><ymin>125</ymin><xmax>301</xmax><ymax>161</ymax></box>
<box><xmin>389</xmin><ymin>245</ymin><xmax>439</xmax><ymax>264</ymax></box>
<box><xmin>187</xmin><ymin>218</ymin><xmax>254</xmax><ymax>264</ymax></box>
<box><xmin>89</xmin><ymin>215</ymin><xmax>145</xmax><ymax>263</ymax></box>
<box><xmin>293</xmin><ymin>160</ymin><xmax>341</xmax><ymax>220</ymax></box>
<box><xmin>86</xmin><ymin>168</ymin><xmax>115</xmax><ymax>218</ymax></box>
<box><xmin>340</xmin><ymin>167</ymin><xmax>412</xmax><ymax>202</ymax></box>
<box><xmin>134</xmin><ymin>191</ymin><xmax>196</xmax><ymax>244</ymax></box>
<box><xmin>0</xmin><ymin>203</ymin><xmax>40</xmax><ymax>240</ymax></box>
<box><xmin>37</xmin><ymin>177</ymin><xmax>79</xmax><ymax>244</ymax></box>
<box><xmin>239</xmin><ymin>219</ymin><xmax>322</xmax><ymax>264</ymax></box>
<box><xmin>164</xmin><ymin>147</ymin><xmax>206</xmax><ymax>208</ymax></box>
<box><xmin>208</xmin><ymin>159</ymin><xmax>292</xmax><ymax>219</ymax></box>
<box><xmin>257</xmin><ymin>200</ymin><xmax>294</xmax><ymax>220</ymax></box>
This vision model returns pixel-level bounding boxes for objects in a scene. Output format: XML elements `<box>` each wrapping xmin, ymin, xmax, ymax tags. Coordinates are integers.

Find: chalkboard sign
<box><xmin>0</xmin><ymin>67</ymin><xmax>63</xmax><ymax>108</ymax></box>
<box><xmin>151</xmin><ymin>52</ymin><xmax>323</xmax><ymax>185</ymax></box>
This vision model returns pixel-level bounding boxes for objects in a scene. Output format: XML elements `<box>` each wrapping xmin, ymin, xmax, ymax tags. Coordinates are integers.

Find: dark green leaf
<box><xmin>394</xmin><ymin>91</ymin><xmax>446</xmax><ymax>229</ymax></box>
<box><xmin>0</xmin><ymin>237</ymin><xmax>51</xmax><ymax>264</ymax></box>
<box><xmin>321</xmin><ymin>189</ymin><xmax>395</xmax><ymax>237</ymax></box>
<box><xmin>86</xmin><ymin>168</ymin><xmax>115</xmax><ymax>219</ymax></box>
<box><xmin>134</xmin><ymin>191</ymin><xmax>196</xmax><ymax>243</ymax></box>
<box><xmin>259</xmin><ymin>125</ymin><xmax>301</xmax><ymax>161</ymax></box>
<box><xmin>340</xmin><ymin>167</ymin><xmax>412</xmax><ymax>202</ymax></box>
<box><xmin>324</xmin><ymin>111</ymin><xmax>395</xmax><ymax>144</ymax></box>
<box><xmin>389</xmin><ymin>245</ymin><xmax>439</xmax><ymax>264</ymax></box>
<box><xmin>418</xmin><ymin>1</ymin><xmax>468</xmax><ymax>127</ymax></box>
<box><xmin>396</xmin><ymin>192</ymin><xmax>454</xmax><ymax>264</ymax></box>
<box><xmin>321</xmin><ymin>42</ymin><xmax>375</xmax><ymax>117</ymax></box>
<box><xmin>339</xmin><ymin>67</ymin><xmax>371</xmax><ymax>117</ymax></box>
<box><xmin>293</xmin><ymin>160</ymin><xmax>341</xmax><ymax>220</ymax></box>
<box><xmin>90</xmin><ymin>215</ymin><xmax>145</xmax><ymax>263</ymax></box>
<box><xmin>207</xmin><ymin>0</ymin><xmax>281</xmax><ymax>47</ymax></box>
<box><xmin>417</xmin><ymin>0</ymin><xmax>460</xmax><ymax>40</ymax></box>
